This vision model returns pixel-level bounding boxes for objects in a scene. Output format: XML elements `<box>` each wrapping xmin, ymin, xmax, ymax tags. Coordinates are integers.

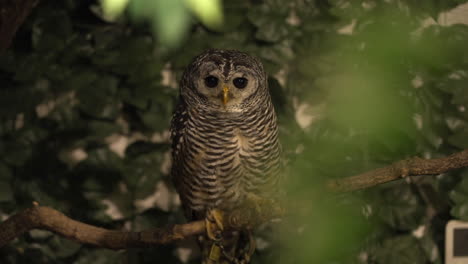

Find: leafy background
<box><xmin>1</xmin><ymin>0</ymin><xmax>468</xmax><ymax>263</ymax></box>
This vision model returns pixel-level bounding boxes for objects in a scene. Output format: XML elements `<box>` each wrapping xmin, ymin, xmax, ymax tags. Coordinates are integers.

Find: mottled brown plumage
<box><xmin>171</xmin><ymin>49</ymin><xmax>281</xmax><ymax>263</ymax></box>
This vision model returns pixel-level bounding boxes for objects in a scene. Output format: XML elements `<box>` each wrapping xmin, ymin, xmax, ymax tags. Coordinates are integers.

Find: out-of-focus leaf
<box><xmin>87</xmin><ymin>120</ymin><xmax>121</xmax><ymax>139</ymax></box>
<box><xmin>0</xmin><ymin>181</ymin><xmax>13</xmax><ymax>201</ymax></box>
<box><xmin>122</xmin><ymin>152</ymin><xmax>163</xmax><ymax>197</ymax></box>
<box><xmin>253</xmin><ymin>40</ymin><xmax>295</xmax><ymax>73</ymax></box>
<box><xmin>372</xmin><ymin>184</ymin><xmax>425</xmax><ymax>231</ymax></box>
<box><xmin>1</xmin><ymin>140</ymin><xmax>32</xmax><ymax>166</ymax></box>
<box><xmin>0</xmin><ymin>52</ymin><xmax>16</xmax><ymax>73</ymax></box>
<box><xmin>447</xmin><ymin>129</ymin><xmax>468</xmax><ymax>149</ymax></box>
<box><xmin>16</xmin><ymin>181</ymin><xmax>61</xmax><ymax>209</ymax></box>
<box><xmin>185</xmin><ymin>0</ymin><xmax>224</xmax><ymax>29</ymax></box>
<box><xmin>452</xmin><ymin>78</ymin><xmax>468</xmax><ymax>105</ymax></box>
<box><xmin>40</xmin><ymin>236</ymin><xmax>82</xmax><ymax>259</ymax></box>
<box><xmin>247</xmin><ymin>4</ymin><xmax>291</xmax><ymax>42</ymax></box>
<box><xmin>32</xmin><ymin>11</ymin><xmax>72</xmax><ymax>52</ymax></box>
<box><xmin>129</xmin><ymin>0</ymin><xmax>191</xmax><ymax>46</ymax></box>
<box><xmin>221</xmin><ymin>3</ymin><xmax>247</xmax><ymax>32</ymax></box>
<box><xmin>140</xmin><ymin>93</ymin><xmax>173</xmax><ymax>132</ymax></box>
<box><xmin>370</xmin><ymin>235</ymin><xmax>429</xmax><ymax>264</ymax></box>
<box><xmin>100</xmin><ymin>0</ymin><xmax>130</xmax><ymax>21</ymax></box>
<box><xmin>0</xmin><ymin>163</ymin><xmax>12</xmax><ymax>181</ymax></box>
<box><xmin>77</xmin><ymin>75</ymin><xmax>120</xmax><ymax>119</ymax></box>
<box><xmin>450</xmin><ymin>174</ymin><xmax>468</xmax><ymax>220</ymax></box>
<box><xmin>74</xmin><ymin>249</ymin><xmax>123</xmax><ymax>264</ymax></box>
<box><xmin>281</xmin><ymin>193</ymin><xmax>370</xmax><ymax>263</ymax></box>
<box><xmin>133</xmin><ymin>208</ymin><xmax>172</xmax><ymax>230</ymax></box>
<box><xmin>81</xmin><ymin>148</ymin><xmax>123</xmax><ymax>171</ymax></box>
<box><xmin>125</xmin><ymin>141</ymin><xmax>168</xmax><ymax>158</ymax></box>
<box><xmin>29</xmin><ymin>230</ymin><xmax>54</xmax><ymax>240</ymax></box>
<box><xmin>451</xmin><ymin>203</ymin><xmax>468</xmax><ymax>220</ymax></box>
<box><xmin>121</xmin><ymin>83</ymin><xmax>168</xmax><ymax>111</ymax></box>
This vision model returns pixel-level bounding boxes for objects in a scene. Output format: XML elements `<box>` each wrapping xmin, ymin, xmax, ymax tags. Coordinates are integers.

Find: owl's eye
<box><xmin>233</xmin><ymin>77</ymin><xmax>248</xmax><ymax>89</ymax></box>
<box><xmin>204</xmin><ymin>76</ymin><xmax>219</xmax><ymax>88</ymax></box>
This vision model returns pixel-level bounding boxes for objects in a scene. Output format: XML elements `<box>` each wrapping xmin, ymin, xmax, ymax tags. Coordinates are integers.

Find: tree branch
<box><xmin>0</xmin><ymin>200</ymin><xmax>282</xmax><ymax>249</ymax></box>
<box><xmin>0</xmin><ymin>205</ymin><xmax>205</xmax><ymax>249</ymax></box>
<box><xmin>0</xmin><ymin>149</ymin><xmax>467</xmax><ymax>249</ymax></box>
<box><xmin>327</xmin><ymin>149</ymin><xmax>468</xmax><ymax>192</ymax></box>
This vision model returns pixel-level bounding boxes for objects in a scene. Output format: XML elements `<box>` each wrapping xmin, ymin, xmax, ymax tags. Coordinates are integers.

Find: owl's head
<box><xmin>180</xmin><ymin>49</ymin><xmax>268</xmax><ymax>112</ymax></box>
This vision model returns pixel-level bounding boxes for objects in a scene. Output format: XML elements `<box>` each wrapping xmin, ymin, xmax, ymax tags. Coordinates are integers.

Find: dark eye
<box><xmin>233</xmin><ymin>77</ymin><xmax>248</xmax><ymax>89</ymax></box>
<box><xmin>204</xmin><ymin>75</ymin><xmax>218</xmax><ymax>88</ymax></box>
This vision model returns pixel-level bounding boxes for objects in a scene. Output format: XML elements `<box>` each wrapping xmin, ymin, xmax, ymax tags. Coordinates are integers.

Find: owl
<box><xmin>170</xmin><ymin>49</ymin><xmax>282</xmax><ymax>264</ymax></box>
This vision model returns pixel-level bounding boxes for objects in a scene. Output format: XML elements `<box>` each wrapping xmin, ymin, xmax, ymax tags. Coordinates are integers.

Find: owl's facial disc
<box><xmin>195</xmin><ymin>63</ymin><xmax>258</xmax><ymax>110</ymax></box>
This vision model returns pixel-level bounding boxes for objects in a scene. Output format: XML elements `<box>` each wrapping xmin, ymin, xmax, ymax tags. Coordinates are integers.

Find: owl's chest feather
<box><xmin>172</xmin><ymin>104</ymin><xmax>280</xmax><ymax>211</ymax></box>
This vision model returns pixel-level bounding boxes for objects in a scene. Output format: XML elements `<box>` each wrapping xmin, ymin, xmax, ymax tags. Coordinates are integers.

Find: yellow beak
<box><xmin>223</xmin><ymin>85</ymin><xmax>229</xmax><ymax>105</ymax></box>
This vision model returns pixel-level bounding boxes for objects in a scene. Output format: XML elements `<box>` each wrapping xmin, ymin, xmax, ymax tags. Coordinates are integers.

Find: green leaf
<box><xmin>128</xmin><ymin>0</ymin><xmax>191</xmax><ymax>46</ymax></box>
<box><xmin>87</xmin><ymin>120</ymin><xmax>121</xmax><ymax>139</ymax></box>
<box><xmin>17</xmin><ymin>181</ymin><xmax>61</xmax><ymax>209</ymax></box>
<box><xmin>452</xmin><ymin>78</ymin><xmax>468</xmax><ymax>105</ymax></box>
<box><xmin>371</xmin><ymin>235</ymin><xmax>429</xmax><ymax>264</ymax></box>
<box><xmin>451</xmin><ymin>203</ymin><xmax>468</xmax><ymax>220</ymax></box>
<box><xmin>372</xmin><ymin>184</ymin><xmax>425</xmax><ymax>231</ymax></box>
<box><xmin>447</xmin><ymin>129</ymin><xmax>468</xmax><ymax>149</ymax></box>
<box><xmin>1</xmin><ymin>140</ymin><xmax>32</xmax><ymax>166</ymax></box>
<box><xmin>44</xmin><ymin>236</ymin><xmax>82</xmax><ymax>258</ymax></box>
<box><xmin>450</xmin><ymin>174</ymin><xmax>468</xmax><ymax>220</ymax></box>
<box><xmin>139</xmin><ymin>93</ymin><xmax>173</xmax><ymax>132</ymax></box>
<box><xmin>125</xmin><ymin>141</ymin><xmax>168</xmax><ymax>158</ymax></box>
<box><xmin>82</xmin><ymin>148</ymin><xmax>123</xmax><ymax>171</ymax></box>
<box><xmin>76</xmin><ymin>75</ymin><xmax>120</xmax><ymax>119</ymax></box>
<box><xmin>32</xmin><ymin>11</ymin><xmax>72</xmax><ymax>52</ymax></box>
<box><xmin>247</xmin><ymin>4</ymin><xmax>291</xmax><ymax>42</ymax></box>
<box><xmin>122</xmin><ymin>152</ymin><xmax>163</xmax><ymax>196</ymax></box>
<box><xmin>74</xmin><ymin>249</ymin><xmax>123</xmax><ymax>264</ymax></box>
<box><xmin>133</xmin><ymin>209</ymin><xmax>172</xmax><ymax>229</ymax></box>
<box><xmin>0</xmin><ymin>181</ymin><xmax>13</xmax><ymax>201</ymax></box>
<box><xmin>0</xmin><ymin>163</ymin><xmax>12</xmax><ymax>181</ymax></box>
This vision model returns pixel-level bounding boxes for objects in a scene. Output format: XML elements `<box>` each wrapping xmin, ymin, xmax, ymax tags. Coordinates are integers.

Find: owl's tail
<box><xmin>201</xmin><ymin>230</ymin><xmax>255</xmax><ymax>264</ymax></box>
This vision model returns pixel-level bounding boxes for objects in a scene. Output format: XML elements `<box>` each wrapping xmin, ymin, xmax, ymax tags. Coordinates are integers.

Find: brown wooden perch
<box><xmin>0</xmin><ymin>149</ymin><xmax>468</xmax><ymax>249</ymax></box>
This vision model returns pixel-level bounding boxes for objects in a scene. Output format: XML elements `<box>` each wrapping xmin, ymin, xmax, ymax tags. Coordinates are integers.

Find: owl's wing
<box><xmin>170</xmin><ymin>98</ymin><xmax>188</xmax><ymax>160</ymax></box>
<box><xmin>170</xmin><ymin>99</ymin><xmax>198</xmax><ymax>219</ymax></box>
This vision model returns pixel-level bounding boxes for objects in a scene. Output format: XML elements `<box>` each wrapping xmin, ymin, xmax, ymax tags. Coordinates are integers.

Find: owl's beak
<box><xmin>223</xmin><ymin>85</ymin><xmax>229</xmax><ymax>105</ymax></box>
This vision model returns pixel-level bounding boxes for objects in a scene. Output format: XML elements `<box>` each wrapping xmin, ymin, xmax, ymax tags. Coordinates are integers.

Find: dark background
<box><xmin>1</xmin><ymin>0</ymin><xmax>468</xmax><ymax>263</ymax></box>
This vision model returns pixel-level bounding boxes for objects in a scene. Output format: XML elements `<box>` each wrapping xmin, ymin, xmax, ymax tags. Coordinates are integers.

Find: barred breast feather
<box><xmin>171</xmin><ymin>97</ymin><xmax>281</xmax><ymax>219</ymax></box>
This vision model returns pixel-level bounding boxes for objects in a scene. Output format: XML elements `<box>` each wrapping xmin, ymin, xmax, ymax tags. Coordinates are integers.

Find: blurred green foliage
<box><xmin>1</xmin><ymin>0</ymin><xmax>468</xmax><ymax>263</ymax></box>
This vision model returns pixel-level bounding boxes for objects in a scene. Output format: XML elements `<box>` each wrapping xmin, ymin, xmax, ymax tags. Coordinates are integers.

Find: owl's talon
<box><xmin>240</xmin><ymin>230</ymin><xmax>256</xmax><ymax>263</ymax></box>
<box><xmin>205</xmin><ymin>208</ymin><xmax>224</xmax><ymax>241</ymax></box>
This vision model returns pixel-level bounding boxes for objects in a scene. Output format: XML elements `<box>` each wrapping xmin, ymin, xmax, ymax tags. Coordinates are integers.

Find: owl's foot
<box><xmin>238</xmin><ymin>230</ymin><xmax>256</xmax><ymax>264</ymax></box>
<box><xmin>205</xmin><ymin>208</ymin><xmax>224</xmax><ymax>241</ymax></box>
<box><xmin>205</xmin><ymin>208</ymin><xmax>225</xmax><ymax>262</ymax></box>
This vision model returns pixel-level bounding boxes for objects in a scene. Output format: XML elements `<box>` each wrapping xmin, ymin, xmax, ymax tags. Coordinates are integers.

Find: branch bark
<box><xmin>0</xmin><ymin>200</ymin><xmax>282</xmax><ymax>249</ymax></box>
<box><xmin>0</xmin><ymin>149</ymin><xmax>467</xmax><ymax>249</ymax></box>
<box><xmin>0</xmin><ymin>0</ymin><xmax>40</xmax><ymax>52</ymax></box>
<box><xmin>0</xmin><ymin>205</ymin><xmax>205</xmax><ymax>249</ymax></box>
<box><xmin>327</xmin><ymin>149</ymin><xmax>468</xmax><ymax>192</ymax></box>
